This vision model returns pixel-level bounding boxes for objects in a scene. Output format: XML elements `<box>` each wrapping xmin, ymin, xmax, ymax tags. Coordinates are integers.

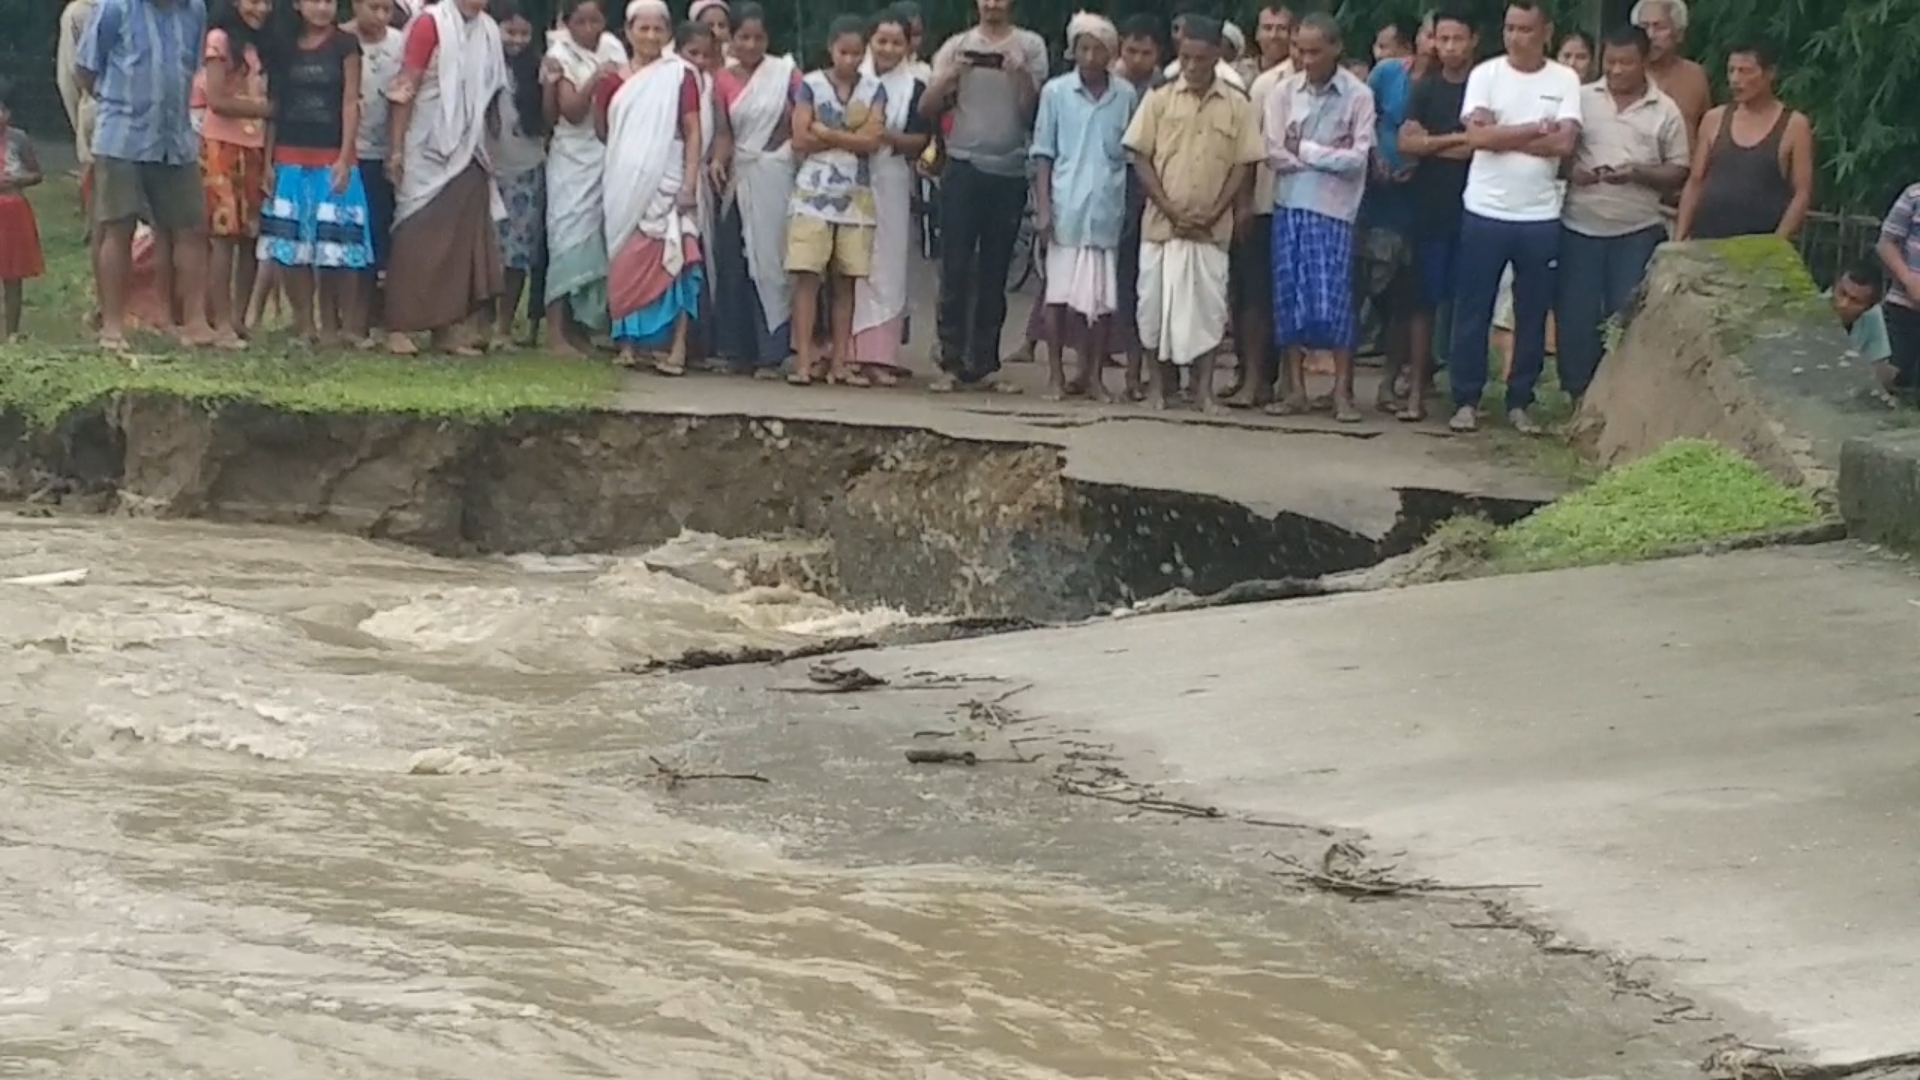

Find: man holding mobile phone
<box><xmin>921</xmin><ymin>0</ymin><xmax>1048</xmax><ymax>391</ymax></box>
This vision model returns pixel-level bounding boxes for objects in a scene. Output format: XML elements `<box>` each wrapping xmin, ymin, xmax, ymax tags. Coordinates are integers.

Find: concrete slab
<box><xmin>843</xmin><ymin>543</ymin><xmax>1920</xmax><ymax>1066</ymax></box>
<box><xmin>615</xmin><ymin>247</ymin><xmax>1554</xmax><ymax>538</ymax></box>
<box><xmin>1841</xmin><ymin>429</ymin><xmax>1920</xmax><ymax>553</ymax></box>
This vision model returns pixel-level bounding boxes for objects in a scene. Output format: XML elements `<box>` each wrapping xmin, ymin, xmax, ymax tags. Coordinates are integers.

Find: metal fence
<box><xmin>1795</xmin><ymin>211</ymin><xmax>1884</xmax><ymax>292</ymax></box>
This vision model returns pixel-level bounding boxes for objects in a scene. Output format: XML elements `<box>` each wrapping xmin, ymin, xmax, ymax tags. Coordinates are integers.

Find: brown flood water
<box><xmin>0</xmin><ymin>513</ymin><xmax>1475</xmax><ymax>1078</ymax></box>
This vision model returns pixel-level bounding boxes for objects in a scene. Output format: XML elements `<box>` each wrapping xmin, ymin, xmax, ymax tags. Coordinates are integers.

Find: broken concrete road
<box><xmin>834</xmin><ymin>542</ymin><xmax>1920</xmax><ymax>1070</ymax></box>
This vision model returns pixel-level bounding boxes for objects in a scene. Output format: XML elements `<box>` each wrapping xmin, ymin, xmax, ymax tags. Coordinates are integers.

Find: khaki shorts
<box><xmin>785</xmin><ymin>216</ymin><xmax>873</xmax><ymax>278</ymax></box>
<box><xmin>91</xmin><ymin>156</ymin><xmax>204</xmax><ymax>232</ymax></box>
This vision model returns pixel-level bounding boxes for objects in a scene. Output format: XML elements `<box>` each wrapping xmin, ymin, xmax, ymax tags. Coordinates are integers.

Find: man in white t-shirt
<box><xmin>1443</xmin><ymin>0</ymin><xmax>1581</xmax><ymax>434</ymax></box>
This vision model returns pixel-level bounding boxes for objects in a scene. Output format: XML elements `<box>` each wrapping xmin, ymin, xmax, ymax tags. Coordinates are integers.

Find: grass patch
<box><xmin>1444</xmin><ymin>439</ymin><xmax>1825</xmax><ymax>574</ymax></box>
<box><xmin>0</xmin><ymin>171</ymin><xmax>619</xmax><ymax>425</ymax></box>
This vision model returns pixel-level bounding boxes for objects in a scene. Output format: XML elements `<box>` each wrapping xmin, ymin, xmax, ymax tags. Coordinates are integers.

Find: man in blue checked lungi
<box><xmin>1263</xmin><ymin>13</ymin><xmax>1376</xmax><ymax>423</ymax></box>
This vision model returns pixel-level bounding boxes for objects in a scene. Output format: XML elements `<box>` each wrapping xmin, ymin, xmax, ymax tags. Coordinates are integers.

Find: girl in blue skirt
<box><xmin>258</xmin><ymin>0</ymin><xmax>374</xmax><ymax>345</ymax></box>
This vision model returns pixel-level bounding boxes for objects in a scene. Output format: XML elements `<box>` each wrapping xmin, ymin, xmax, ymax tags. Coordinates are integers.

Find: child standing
<box><xmin>0</xmin><ymin>87</ymin><xmax>46</xmax><ymax>341</ymax></box>
<box><xmin>259</xmin><ymin>0</ymin><xmax>372</xmax><ymax>345</ymax></box>
<box><xmin>491</xmin><ymin>2</ymin><xmax>548</xmax><ymax>348</ymax></box>
<box><xmin>196</xmin><ymin>0</ymin><xmax>274</xmax><ymax>347</ymax></box>
<box><xmin>349</xmin><ymin>0</ymin><xmax>404</xmax><ymax>345</ymax></box>
<box><xmin>785</xmin><ymin>15</ymin><xmax>887</xmax><ymax>386</ymax></box>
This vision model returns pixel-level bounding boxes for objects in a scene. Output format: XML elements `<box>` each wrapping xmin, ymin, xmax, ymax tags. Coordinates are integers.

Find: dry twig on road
<box><xmin>648</xmin><ymin>756</ymin><xmax>770</xmax><ymax>790</ymax></box>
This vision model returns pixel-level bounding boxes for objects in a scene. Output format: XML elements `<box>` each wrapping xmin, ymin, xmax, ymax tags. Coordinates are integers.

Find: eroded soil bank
<box><xmin>0</xmin><ymin>393</ymin><xmax>1544</xmax><ymax>620</ymax></box>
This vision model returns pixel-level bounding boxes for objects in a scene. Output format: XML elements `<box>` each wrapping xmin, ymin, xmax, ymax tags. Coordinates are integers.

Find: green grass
<box><xmin>1431</xmin><ymin>439</ymin><xmax>1826</xmax><ymax>575</ymax></box>
<box><xmin>1</xmin><ymin>172</ymin><xmax>620</xmax><ymax>426</ymax></box>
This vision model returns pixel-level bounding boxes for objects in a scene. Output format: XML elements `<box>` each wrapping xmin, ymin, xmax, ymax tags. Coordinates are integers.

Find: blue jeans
<box><xmin>1447</xmin><ymin>211</ymin><xmax>1559</xmax><ymax>411</ymax></box>
<box><xmin>1555</xmin><ymin>225</ymin><xmax>1664</xmax><ymax>398</ymax></box>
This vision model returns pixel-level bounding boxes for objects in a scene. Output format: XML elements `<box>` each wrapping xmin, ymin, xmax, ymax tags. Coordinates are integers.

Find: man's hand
<box><xmin>385</xmin><ymin>155</ymin><xmax>404</xmax><ymax>186</ymax></box>
<box><xmin>1034</xmin><ymin>203</ymin><xmax>1053</xmax><ymax>244</ymax></box>
<box><xmin>1282</xmin><ymin>122</ymin><xmax>1302</xmax><ymax>157</ymax></box>
<box><xmin>1465</xmin><ymin>107</ymin><xmax>1495</xmax><ymax>127</ymax></box>
<box><xmin>1570</xmin><ymin>166</ymin><xmax>1601</xmax><ymax>186</ymax></box>
<box><xmin>330</xmin><ymin>158</ymin><xmax>352</xmax><ymax>195</ymax></box>
<box><xmin>1600</xmin><ymin>164</ymin><xmax>1637</xmax><ymax>184</ymax></box>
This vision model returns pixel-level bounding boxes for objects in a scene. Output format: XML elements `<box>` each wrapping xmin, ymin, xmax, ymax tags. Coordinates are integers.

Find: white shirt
<box><xmin>355</xmin><ymin>28</ymin><xmax>405</xmax><ymax>161</ymax></box>
<box><xmin>1247</xmin><ymin>61</ymin><xmax>1293</xmax><ymax>213</ymax></box>
<box><xmin>1459</xmin><ymin>56</ymin><xmax>1583</xmax><ymax>222</ymax></box>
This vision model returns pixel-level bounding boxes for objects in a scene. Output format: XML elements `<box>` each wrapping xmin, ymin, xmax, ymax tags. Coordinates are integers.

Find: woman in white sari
<box><xmin>385</xmin><ymin>0</ymin><xmax>509</xmax><ymax>355</ymax></box>
<box><xmin>540</xmin><ymin>0</ymin><xmax>627</xmax><ymax>353</ymax></box>
<box><xmin>596</xmin><ymin>0</ymin><xmax>705</xmax><ymax>372</ymax></box>
<box><xmin>706</xmin><ymin>4</ymin><xmax>796</xmax><ymax>374</ymax></box>
<box><xmin>851</xmin><ymin>9</ymin><xmax>932</xmax><ymax>384</ymax></box>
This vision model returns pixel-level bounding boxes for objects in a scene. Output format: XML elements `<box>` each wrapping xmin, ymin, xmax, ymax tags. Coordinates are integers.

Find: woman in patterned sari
<box><xmin>594</xmin><ymin>1</ymin><xmax>706</xmax><ymax>371</ymax></box>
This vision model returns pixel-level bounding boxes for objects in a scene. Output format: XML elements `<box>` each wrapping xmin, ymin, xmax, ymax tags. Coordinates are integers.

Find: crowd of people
<box><xmin>8</xmin><ymin>0</ymin><xmax>1917</xmax><ymax>429</ymax></box>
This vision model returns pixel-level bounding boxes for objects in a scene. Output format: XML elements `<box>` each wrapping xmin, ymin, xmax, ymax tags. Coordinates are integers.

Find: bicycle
<box><xmin>913</xmin><ymin>166</ymin><xmax>1041</xmax><ymax>294</ymax></box>
<box><xmin>1006</xmin><ymin>187</ymin><xmax>1040</xmax><ymax>293</ymax></box>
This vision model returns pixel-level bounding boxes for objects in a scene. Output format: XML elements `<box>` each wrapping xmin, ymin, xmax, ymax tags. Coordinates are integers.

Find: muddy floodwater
<box><xmin>0</xmin><ymin>511</ymin><xmax>1684</xmax><ymax>1078</ymax></box>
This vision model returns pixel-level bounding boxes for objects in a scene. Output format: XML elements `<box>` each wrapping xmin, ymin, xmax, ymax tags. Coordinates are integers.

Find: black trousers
<box><xmin>935</xmin><ymin>159</ymin><xmax>1028</xmax><ymax>382</ymax></box>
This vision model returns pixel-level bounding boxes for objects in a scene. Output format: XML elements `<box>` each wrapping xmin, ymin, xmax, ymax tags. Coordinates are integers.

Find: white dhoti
<box><xmin>1136</xmin><ymin>239</ymin><xmax>1230</xmax><ymax>366</ymax></box>
<box><xmin>1043</xmin><ymin>245</ymin><xmax>1118</xmax><ymax>320</ymax></box>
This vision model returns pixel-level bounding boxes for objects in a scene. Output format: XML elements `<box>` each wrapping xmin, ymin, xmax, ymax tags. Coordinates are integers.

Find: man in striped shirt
<box><xmin>1265</xmin><ymin>13</ymin><xmax>1376</xmax><ymax>422</ymax></box>
<box><xmin>76</xmin><ymin>0</ymin><xmax>214</xmax><ymax>350</ymax></box>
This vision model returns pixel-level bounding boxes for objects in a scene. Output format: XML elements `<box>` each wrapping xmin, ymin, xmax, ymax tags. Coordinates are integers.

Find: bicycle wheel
<box><xmin>1006</xmin><ymin>197</ymin><xmax>1037</xmax><ymax>292</ymax></box>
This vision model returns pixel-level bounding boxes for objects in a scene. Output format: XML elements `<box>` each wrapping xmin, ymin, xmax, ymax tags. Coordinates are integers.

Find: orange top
<box><xmin>194</xmin><ymin>29</ymin><xmax>269</xmax><ymax>149</ymax></box>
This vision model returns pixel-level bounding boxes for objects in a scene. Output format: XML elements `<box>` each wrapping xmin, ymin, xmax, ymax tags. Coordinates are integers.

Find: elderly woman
<box><xmin>691</xmin><ymin>0</ymin><xmax>733</xmax><ymax>62</ymax></box>
<box><xmin>595</xmin><ymin>1</ymin><xmax>706</xmax><ymax>372</ymax></box>
<box><xmin>385</xmin><ymin>0</ymin><xmax>509</xmax><ymax>355</ymax></box>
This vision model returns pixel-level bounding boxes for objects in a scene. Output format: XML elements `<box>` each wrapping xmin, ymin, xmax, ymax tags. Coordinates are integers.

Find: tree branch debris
<box><xmin>647</xmin><ymin>755</ymin><xmax>770</xmax><ymax>790</ymax></box>
<box><xmin>1267</xmin><ymin>842</ymin><xmax>1540</xmax><ymax>900</ymax></box>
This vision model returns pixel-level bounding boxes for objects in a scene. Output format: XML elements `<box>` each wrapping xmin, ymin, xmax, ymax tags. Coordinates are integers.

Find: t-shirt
<box><xmin>1405</xmin><ymin>70</ymin><xmax>1469</xmax><ymax>239</ymax></box>
<box><xmin>1459</xmin><ymin>57</ymin><xmax>1583</xmax><ymax>223</ymax></box>
<box><xmin>1879</xmin><ymin>184</ymin><xmax>1920</xmax><ymax>310</ymax></box>
<box><xmin>929</xmin><ymin>27</ymin><xmax>1048</xmax><ymax>178</ymax></box>
<box><xmin>275</xmin><ymin>29</ymin><xmax>363</xmax><ymax>152</ymax></box>
<box><xmin>2</xmin><ymin>129</ymin><xmax>38</xmax><ymax>183</ymax></box>
<box><xmin>790</xmin><ymin>69</ymin><xmax>887</xmax><ymax>226</ymax></box>
<box><xmin>353</xmin><ymin>27</ymin><xmax>404</xmax><ymax>160</ymax></box>
<box><xmin>195</xmin><ymin>29</ymin><xmax>268</xmax><ymax>149</ymax></box>
<box><xmin>1839</xmin><ymin>298</ymin><xmax>1892</xmax><ymax>363</ymax></box>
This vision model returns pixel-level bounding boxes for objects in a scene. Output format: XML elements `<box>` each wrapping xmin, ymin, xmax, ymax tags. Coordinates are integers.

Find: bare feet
<box><xmin>176</xmin><ymin>325</ymin><xmax>216</xmax><ymax>348</ymax></box>
<box><xmin>1332</xmin><ymin>397</ymin><xmax>1363</xmax><ymax>424</ymax></box>
<box><xmin>545</xmin><ymin>331</ymin><xmax>587</xmax><ymax>358</ymax></box>
<box><xmin>386</xmin><ymin>331</ymin><xmax>418</xmax><ymax>355</ymax></box>
<box><xmin>828</xmin><ymin>367</ymin><xmax>871</xmax><ymax>387</ymax></box>
<box><xmin>210</xmin><ymin>329</ymin><xmax>248</xmax><ymax>351</ymax></box>
<box><xmin>1264</xmin><ymin>394</ymin><xmax>1311</xmax><ymax>416</ymax></box>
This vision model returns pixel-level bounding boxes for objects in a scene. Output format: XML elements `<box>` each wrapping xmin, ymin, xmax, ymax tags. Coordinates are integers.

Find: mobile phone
<box><xmin>963</xmin><ymin>49</ymin><xmax>1005</xmax><ymax>69</ymax></box>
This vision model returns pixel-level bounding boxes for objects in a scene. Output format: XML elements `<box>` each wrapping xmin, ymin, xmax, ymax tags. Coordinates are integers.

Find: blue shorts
<box><xmin>1415</xmin><ymin>235</ymin><xmax>1460</xmax><ymax>311</ymax></box>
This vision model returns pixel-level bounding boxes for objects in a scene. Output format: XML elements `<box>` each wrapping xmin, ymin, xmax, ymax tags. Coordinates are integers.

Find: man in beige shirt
<box><xmin>1557</xmin><ymin>24</ymin><xmax>1690</xmax><ymax>401</ymax></box>
<box><xmin>1124</xmin><ymin>15</ymin><xmax>1263</xmax><ymax>412</ymax></box>
<box><xmin>1231</xmin><ymin>2</ymin><xmax>1296</xmax><ymax>406</ymax></box>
